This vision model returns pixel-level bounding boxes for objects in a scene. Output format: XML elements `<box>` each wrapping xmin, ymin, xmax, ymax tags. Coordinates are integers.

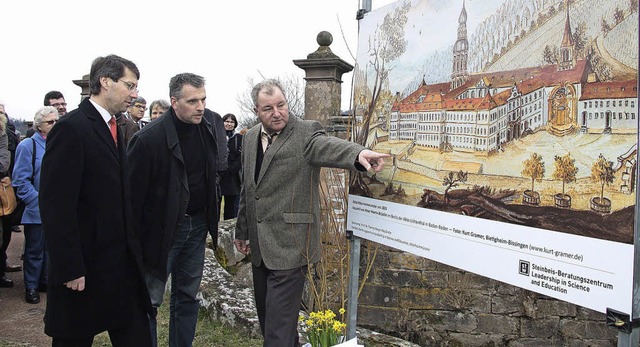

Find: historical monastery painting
<box><xmin>351</xmin><ymin>0</ymin><xmax>638</xmax><ymax>243</ymax></box>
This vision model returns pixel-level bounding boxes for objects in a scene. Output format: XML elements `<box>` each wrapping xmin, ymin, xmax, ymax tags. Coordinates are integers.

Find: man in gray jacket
<box><xmin>234</xmin><ymin>79</ymin><xmax>388</xmax><ymax>347</ymax></box>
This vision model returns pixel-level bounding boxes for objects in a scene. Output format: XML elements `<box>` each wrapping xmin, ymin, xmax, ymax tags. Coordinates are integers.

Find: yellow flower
<box><xmin>302</xmin><ymin>308</ymin><xmax>346</xmax><ymax>347</ymax></box>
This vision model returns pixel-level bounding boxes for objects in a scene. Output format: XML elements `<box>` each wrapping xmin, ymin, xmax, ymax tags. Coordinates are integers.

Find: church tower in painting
<box><xmin>558</xmin><ymin>3</ymin><xmax>576</xmax><ymax>71</ymax></box>
<box><xmin>451</xmin><ymin>0</ymin><xmax>469</xmax><ymax>90</ymax></box>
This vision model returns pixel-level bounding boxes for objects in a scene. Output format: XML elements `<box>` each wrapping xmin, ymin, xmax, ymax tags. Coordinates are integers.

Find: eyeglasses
<box><xmin>134</xmin><ymin>105</ymin><xmax>147</xmax><ymax>110</ymax></box>
<box><xmin>50</xmin><ymin>102</ymin><xmax>67</xmax><ymax>108</ymax></box>
<box><xmin>118</xmin><ymin>79</ymin><xmax>139</xmax><ymax>93</ymax></box>
<box><xmin>44</xmin><ymin>120</ymin><xmax>57</xmax><ymax>125</ymax></box>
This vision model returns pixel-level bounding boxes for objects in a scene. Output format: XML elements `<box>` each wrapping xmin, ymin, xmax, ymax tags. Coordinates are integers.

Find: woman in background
<box><xmin>13</xmin><ymin>106</ymin><xmax>58</xmax><ymax>304</ymax></box>
<box><xmin>219</xmin><ymin>113</ymin><xmax>242</xmax><ymax>219</ymax></box>
<box><xmin>148</xmin><ymin>99</ymin><xmax>169</xmax><ymax>121</ymax></box>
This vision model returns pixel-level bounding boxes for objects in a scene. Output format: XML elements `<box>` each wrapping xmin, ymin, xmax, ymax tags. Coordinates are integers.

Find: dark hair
<box><xmin>89</xmin><ymin>54</ymin><xmax>140</xmax><ymax>96</ymax></box>
<box><xmin>43</xmin><ymin>91</ymin><xmax>64</xmax><ymax>106</ymax></box>
<box><xmin>169</xmin><ymin>73</ymin><xmax>205</xmax><ymax>100</ymax></box>
<box><xmin>222</xmin><ymin>113</ymin><xmax>238</xmax><ymax>129</ymax></box>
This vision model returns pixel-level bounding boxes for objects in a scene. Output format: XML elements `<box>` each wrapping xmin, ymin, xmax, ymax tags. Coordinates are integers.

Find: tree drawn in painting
<box><xmin>442</xmin><ymin>170</ymin><xmax>468</xmax><ymax>204</ymax></box>
<box><xmin>521</xmin><ymin>153</ymin><xmax>545</xmax><ymax>205</ymax></box>
<box><xmin>590</xmin><ymin>153</ymin><xmax>615</xmax><ymax>213</ymax></box>
<box><xmin>351</xmin><ymin>0</ymin><xmax>410</xmax><ymax>196</ymax></box>
<box><xmin>552</xmin><ymin>153</ymin><xmax>578</xmax><ymax>208</ymax></box>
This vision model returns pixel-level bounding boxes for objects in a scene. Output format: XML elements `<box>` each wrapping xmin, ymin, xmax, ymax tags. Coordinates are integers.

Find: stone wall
<box><xmin>355</xmin><ymin>243</ymin><xmax>619</xmax><ymax>346</ymax></box>
<box><xmin>210</xmin><ymin>221</ymin><xmax>620</xmax><ymax>346</ymax></box>
<box><xmin>203</xmin><ymin>220</ymin><xmax>423</xmax><ymax>347</ymax></box>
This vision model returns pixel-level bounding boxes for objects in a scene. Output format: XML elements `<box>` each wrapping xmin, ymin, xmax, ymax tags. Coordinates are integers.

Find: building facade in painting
<box><xmin>389</xmin><ymin>4</ymin><xmax>638</xmax><ymax>154</ymax></box>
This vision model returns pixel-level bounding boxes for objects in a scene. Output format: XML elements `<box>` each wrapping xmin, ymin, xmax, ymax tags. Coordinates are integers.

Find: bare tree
<box><xmin>235</xmin><ymin>73</ymin><xmax>305</xmax><ymax>130</ymax></box>
<box><xmin>350</xmin><ymin>0</ymin><xmax>411</xmax><ymax>196</ymax></box>
<box><xmin>442</xmin><ymin>171</ymin><xmax>468</xmax><ymax>203</ymax></box>
<box><xmin>355</xmin><ymin>1</ymin><xmax>410</xmax><ymax>146</ymax></box>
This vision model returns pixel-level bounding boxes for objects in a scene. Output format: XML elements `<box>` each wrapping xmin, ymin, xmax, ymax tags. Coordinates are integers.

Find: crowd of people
<box><xmin>0</xmin><ymin>54</ymin><xmax>388</xmax><ymax>347</ymax></box>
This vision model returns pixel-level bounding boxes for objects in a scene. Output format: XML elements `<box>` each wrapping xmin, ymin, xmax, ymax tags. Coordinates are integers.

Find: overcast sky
<box><xmin>0</xmin><ymin>0</ymin><xmax>398</xmax><ymax>123</ymax></box>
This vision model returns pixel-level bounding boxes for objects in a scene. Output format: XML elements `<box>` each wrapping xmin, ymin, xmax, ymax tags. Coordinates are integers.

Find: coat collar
<box><xmin>78</xmin><ymin>98</ymin><xmax>119</xmax><ymax>158</ymax></box>
<box><xmin>162</xmin><ymin>108</ymin><xmax>216</xmax><ymax>151</ymax></box>
<box><xmin>252</xmin><ymin>115</ymin><xmax>297</xmax><ymax>185</ymax></box>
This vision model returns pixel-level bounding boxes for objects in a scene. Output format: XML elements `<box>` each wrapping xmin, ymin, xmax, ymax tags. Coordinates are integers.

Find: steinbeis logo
<box><xmin>519</xmin><ymin>260</ymin><xmax>530</xmax><ymax>276</ymax></box>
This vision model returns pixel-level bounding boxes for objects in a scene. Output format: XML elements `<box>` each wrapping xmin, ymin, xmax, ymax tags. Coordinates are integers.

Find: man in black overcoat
<box><xmin>127</xmin><ymin>73</ymin><xmax>225</xmax><ymax>347</ymax></box>
<box><xmin>39</xmin><ymin>54</ymin><xmax>152</xmax><ymax>346</ymax></box>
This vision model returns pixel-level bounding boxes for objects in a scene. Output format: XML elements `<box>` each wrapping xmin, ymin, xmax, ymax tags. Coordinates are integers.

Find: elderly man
<box><xmin>234</xmin><ymin>79</ymin><xmax>388</xmax><ymax>347</ymax></box>
<box><xmin>127</xmin><ymin>96</ymin><xmax>148</xmax><ymax>129</ymax></box>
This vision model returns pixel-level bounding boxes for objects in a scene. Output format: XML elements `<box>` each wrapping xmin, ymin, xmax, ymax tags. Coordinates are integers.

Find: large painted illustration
<box><xmin>347</xmin><ymin>0</ymin><xmax>638</xmax><ymax>314</ymax></box>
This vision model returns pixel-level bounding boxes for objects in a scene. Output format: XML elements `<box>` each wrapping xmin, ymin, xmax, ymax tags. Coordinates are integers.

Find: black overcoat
<box><xmin>39</xmin><ymin>98</ymin><xmax>150</xmax><ymax>338</ymax></box>
<box><xmin>220</xmin><ymin>132</ymin><xmax>243</xmax><ymax>196</ymax></box>
<box><xmin>127</xmin><ymin>108</ymin><xmax>223</xmax><ymax>281</ymax></box>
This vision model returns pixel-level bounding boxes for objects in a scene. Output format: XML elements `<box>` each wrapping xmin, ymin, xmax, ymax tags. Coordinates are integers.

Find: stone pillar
<box><xmin>294</xmin><ymin>33</ymin><xmax>354</xmax><ymax>307</ymax></box>
<box><xmin>293</xmin><ymin>31</ymin><xmax>354</xmax><ymax>131</ymax></box>
<box><xmin>72</xmin><ymin>74</ymin><xmax>90</xmax><ymax>101</ymax></box>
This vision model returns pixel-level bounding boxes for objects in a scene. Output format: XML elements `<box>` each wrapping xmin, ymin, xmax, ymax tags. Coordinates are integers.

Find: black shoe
<box><xmin>0</xmin><ymin>276</ymin><xmax>14</xmax><ymax>288</ymax></box>
<box><xmin>25</xmin><ymin>289</ymin><xmax>40</xmax><ymax>304</ymax></box>
<box><xmin>6</xmin><ymin>264</ymin><xmax>22</xmax><ymax>272</ymax></box>
<box><xmin>38</xmin><ymin>283</ymin><xmax>47</xmax><ymax>292</ymax></box>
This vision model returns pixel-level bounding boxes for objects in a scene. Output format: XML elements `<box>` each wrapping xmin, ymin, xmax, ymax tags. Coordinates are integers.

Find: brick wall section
<box><xmin>355</xmin><ymin>243</ymin><xmax>618</xmax><ymax>346</ymax></box>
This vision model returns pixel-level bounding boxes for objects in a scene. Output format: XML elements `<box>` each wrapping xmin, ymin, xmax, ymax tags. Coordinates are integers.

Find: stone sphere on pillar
<box><xmin>317</xmin><ymin>31</ymin><xmax>333</xmax><ymax>47</ymax></box>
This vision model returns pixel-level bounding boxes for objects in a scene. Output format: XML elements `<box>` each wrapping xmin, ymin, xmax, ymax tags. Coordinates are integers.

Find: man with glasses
<box><xmin>39</xmin><ymin>54</ymin><xmax>152</xmax><ymax>346</ymax></box>
<box><xmin>43</xmin><ymin>91</ymin><xmax>67</xmax><ymax>116</ymax></box>
<box><xmin>127</xmin><ymin>97</ymin><xmax>148</xmax><ymax>130</ymax></box>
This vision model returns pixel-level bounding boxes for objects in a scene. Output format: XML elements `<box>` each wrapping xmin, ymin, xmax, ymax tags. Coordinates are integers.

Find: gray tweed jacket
<box><xmin>235</xmin><ymin>115</ymin><xmax>364</xmax><ymax>270</ymax></box>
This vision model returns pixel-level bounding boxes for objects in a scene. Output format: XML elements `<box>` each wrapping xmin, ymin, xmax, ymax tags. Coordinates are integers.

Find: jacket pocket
<box><xmin>283</xmin><ymin>212</ymin><xmax>314</xmax><ymax>224</ymax></box>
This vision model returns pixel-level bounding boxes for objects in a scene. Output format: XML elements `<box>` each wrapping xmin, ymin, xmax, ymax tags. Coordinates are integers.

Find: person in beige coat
<box><xmin>234</xmin><ymin>79</ymin><xmax>388</xmax><ymax>347</ymax></box>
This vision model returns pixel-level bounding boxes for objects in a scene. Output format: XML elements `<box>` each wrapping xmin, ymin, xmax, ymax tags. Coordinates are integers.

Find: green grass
<box><xmin>92</xmin><ymin>294</ymin><xmax>263</xmax><ymax>347</ymax></box>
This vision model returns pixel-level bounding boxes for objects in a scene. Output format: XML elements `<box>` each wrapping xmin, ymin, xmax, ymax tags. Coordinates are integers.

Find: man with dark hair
<box><xmin>43</xmin><ymin>90</ymin><xmax>67</xmax><ymax>116</ymax></box>
<box><xmin>128</xmin><ymin>72</ymin><xmax>226</xmax><ymax>347</ymax></box>
<box><xmin>39</xmin><ymin>54</ymin><xmax>152</xmax><ymax>346</ymax></box>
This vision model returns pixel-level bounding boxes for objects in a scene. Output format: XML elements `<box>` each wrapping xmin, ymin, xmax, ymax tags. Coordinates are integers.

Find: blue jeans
<box><xmin>145</xmin><ymin>213</ymin><xmax>208</xmax><ymax>347</ymax></box>
<box><xmin>23</xmin><ymin>224</ymin><xmax>47</xmax><ymax>290</ymax></box>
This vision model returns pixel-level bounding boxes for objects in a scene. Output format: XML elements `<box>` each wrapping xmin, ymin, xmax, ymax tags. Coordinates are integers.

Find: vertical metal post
<box><xmin>617</xmin><ymin>113</ymin><xmax>640</xmax><ymax>346</ymax></box>
<box><xmin>362</xmin><ymin>0</ymin><xmax>372</xmax><ymax>12</ymax></box>
<box><xmin>346</xmin><ymin>232</ymin><xmax>361</xmax><ymax>340</ymax></box>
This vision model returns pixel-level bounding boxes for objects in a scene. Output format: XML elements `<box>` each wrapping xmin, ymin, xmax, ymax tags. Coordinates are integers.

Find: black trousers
<box><xmin>252</xmin><ymin>263</ymin><xmax>307</xmax><ymax>347</ymax></box>
<box><xmin>0</xmin><ymin>216</ymin><xmax>11</xmax><ymax>276</ymax></box>
<box><xmin>51</xmin><ymin>291</ymin><xmax>152</xmax><ymax>347</ymax></box>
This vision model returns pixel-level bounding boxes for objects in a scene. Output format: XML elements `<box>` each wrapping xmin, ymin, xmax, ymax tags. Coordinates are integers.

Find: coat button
<box><xmin>257</xmin><ymin>219</ymin><xmax>262</xmax><ymax>223</ymax></box>
<box><xmin>255</xmin><ymin>196</ymin><xmax>259</xmax><ymax>200</ymax></box>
